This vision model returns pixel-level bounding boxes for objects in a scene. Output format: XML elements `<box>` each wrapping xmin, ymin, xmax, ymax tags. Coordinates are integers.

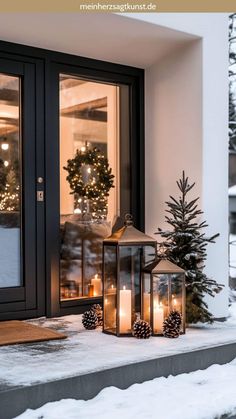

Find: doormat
<box><xmin>0</xmin><ymin>320</ymin><xmax>67</xmax><ymax>346</ymax></box>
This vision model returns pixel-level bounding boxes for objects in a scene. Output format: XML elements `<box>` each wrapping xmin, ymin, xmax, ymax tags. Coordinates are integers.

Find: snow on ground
<box><xmin>15</xmin><ymin>357</ymin><xmax>236</xmax><ymax>419</ymax></box>
<box><xmin>0</xmin><ymin>303</ymin><xmax>236</xmax><ymax>388</ymax></box>
<box><xmin>0</xmin><ymin>227</ymin><xmax>20</xmax><ymax>287</ymax></box>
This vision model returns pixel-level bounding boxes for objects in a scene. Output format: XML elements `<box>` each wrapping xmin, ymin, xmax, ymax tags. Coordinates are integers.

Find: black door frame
<box><xmin>0</xmin><ymin>47</ymin><xmax>45</xmax><ymax>320</ymax></box>
<box><xmin>0</xmin><ymin>40</ymin><xmax>144</xmax><ymax>319</ymax></box>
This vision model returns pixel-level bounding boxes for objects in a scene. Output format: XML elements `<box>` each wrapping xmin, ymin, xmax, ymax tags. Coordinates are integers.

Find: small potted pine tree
<box><xmin>156</xmin><ymin>171</ymin><xmax>223</xmax><ymax>324</ymax></box>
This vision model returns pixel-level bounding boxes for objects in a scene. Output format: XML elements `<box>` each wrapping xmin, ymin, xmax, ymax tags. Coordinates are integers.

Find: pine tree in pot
<box><xmin>156</xmin><ymin>171</ymin><xmax>224</xmax><ymax>324</ymax></box>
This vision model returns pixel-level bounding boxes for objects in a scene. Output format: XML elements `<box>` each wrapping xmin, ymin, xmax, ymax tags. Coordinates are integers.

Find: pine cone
<box><xmin>132</xmin><ymin>320</ymin><xmax>152</xmax><ymax>339</ymax></box>
<box><xmin>82</xmin><ymin>309</ymin><xmax>98</xmax><ymax>330</ymax></box>
<box><xmin>91</xmin><ymin>304</ymin><xmax>103</xmax><ymax>326</ymax></box>
<box><xmin>163</xmin><ymin>310</ymin><xmax>181</xmax><ymax>338</ymax></box>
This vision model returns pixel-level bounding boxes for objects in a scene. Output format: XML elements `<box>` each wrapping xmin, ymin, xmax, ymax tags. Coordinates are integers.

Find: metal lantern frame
<box><xmin>142</xmin><ymin>259</ymin><xmax>186</xmax><ymax>336</ymax></box>
<box><xmin>102</xmin><ymin>215</ymin><xmax>157</xmax><ymax>337</ymax></box>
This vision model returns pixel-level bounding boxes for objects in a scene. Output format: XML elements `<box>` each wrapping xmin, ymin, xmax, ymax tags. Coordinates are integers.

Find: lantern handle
<box><xmin>124</xmin><ymin>213</ymin><xmax>134</xmax><ymax>226</ymax></box>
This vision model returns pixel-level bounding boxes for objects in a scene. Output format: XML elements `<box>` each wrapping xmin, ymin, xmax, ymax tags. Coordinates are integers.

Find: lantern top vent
<box><xmin>143</xmin><ymin>259</ymin><xmax>185</xmax><ymax>274</ymax></box>
<box><xmin>104</xmin><ymin>214</ymin><xmax>157</xmax><ymax>245</ymax></box>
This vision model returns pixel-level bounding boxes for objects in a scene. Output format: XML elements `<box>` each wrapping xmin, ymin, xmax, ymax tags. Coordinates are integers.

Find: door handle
<box><xmin>37</xmin><ymin>191</ymin><xmax>44</xmax><ymax>202</ymax></box>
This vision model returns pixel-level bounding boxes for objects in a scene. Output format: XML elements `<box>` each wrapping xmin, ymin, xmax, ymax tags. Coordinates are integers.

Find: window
<box><xmin>59</xmin><ymin>75</ymin><xmax>124</xmax><ymax>301</ymax></box>
<box><xmin>0</xmin><ymin>74</ymin><xmax>21</xmax><ymax>288</ymax></box>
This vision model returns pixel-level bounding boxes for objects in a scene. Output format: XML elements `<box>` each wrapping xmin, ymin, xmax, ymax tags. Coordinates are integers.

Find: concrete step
<box><xmin>1</xmin><ymin>341</ymin><xmax>236</xmax><ymax>419</ymax></box>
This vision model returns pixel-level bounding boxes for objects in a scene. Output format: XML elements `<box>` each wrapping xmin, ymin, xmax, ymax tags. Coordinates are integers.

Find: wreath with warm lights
<box><xmin>63</xmin><ymin>147</ymin><xmax>114</xmax><ymax>199</ymax></box>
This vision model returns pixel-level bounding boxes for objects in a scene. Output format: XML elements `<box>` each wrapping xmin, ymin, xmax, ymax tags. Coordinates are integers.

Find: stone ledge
<box><xmin>1</xmin><ymin>342</ymin><xmax>236</xmax><ymax>419</ymax></box>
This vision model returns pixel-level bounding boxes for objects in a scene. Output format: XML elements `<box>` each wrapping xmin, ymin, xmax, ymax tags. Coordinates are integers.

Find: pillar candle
<box><xmin>119</xmin><ymin>286</ymin><xmax>132</xmax><ymax>333</ymax></box>
<box><xmin>143</xmin><ymin>292</ymin><xmax>150</xmax><ymax>323</ymax></box>
<box><xmin>172</xmin><ymin>297</ymin><xmax>181</xmax><ymax>313</ymax></box>
<box><xmin>107</xmin><ymin>284</ymin><xmax>116</xmax><ymax>294</ymax></box>
<box><xmin>91</xmin><ymin>274</ymin><xmax>102</xmax><ymax>296</ymax></box>
<box><xmin>88</xmin><ymin>284</ymin><xmax>94</xmax><ymax>297</ymax></box>
<box><xmin>153</xmin><ymin>301</ymin><xmax>164</xmax><ymax>333</ymax></box>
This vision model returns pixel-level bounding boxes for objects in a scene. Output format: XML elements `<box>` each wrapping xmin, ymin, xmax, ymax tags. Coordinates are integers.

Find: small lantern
<box><xmin>142</xmin><ymin>259</ymin><xmax>186</xmax><ymax>335</ymax></box>
<box><xmin>103</xmin><ymin>214</ymin><xmax>157</xmax><ymax>336</ymax></box>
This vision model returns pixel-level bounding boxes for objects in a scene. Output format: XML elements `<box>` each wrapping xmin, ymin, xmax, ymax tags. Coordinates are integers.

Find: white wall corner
<box><xmin>144</xmin><ymin>14</ymin><xmax>229</xmax><ymax>319</ymax></box>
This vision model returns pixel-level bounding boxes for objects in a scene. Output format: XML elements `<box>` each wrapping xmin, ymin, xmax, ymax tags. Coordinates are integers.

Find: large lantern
<box><xmin>142</xmin><ymin>259</ymin><xmax>186</xmax><ymax>336</ymax></box>
<box><xmin>103</xmin><ymin>215</ymin><xmax>157</xmax><ymax>336</ymax></box>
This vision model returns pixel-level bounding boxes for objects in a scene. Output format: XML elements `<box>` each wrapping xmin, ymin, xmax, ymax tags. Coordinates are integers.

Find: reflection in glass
<box><xmin>59</xmin><ymin>74</ymin><xmax>119</xmax><ymax>301</ymax></box>
<box><xmin>103</xmin><ymin>245</ymin><xmax>117</xmax><ymax>333</ymax></box>
<box><xmin>0</xmin><ymin>74</ymin><xmax>21</xmax><ymax>288</ymax></box>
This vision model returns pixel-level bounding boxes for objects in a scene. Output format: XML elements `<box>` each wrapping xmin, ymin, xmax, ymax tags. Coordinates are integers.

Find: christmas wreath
<box><xmin>63</xmin><ymin>147</ymin><xmax>114</xmax><ymax>199</ymax></box>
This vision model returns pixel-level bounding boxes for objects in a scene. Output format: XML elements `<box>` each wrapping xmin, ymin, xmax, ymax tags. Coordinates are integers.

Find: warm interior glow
<box><xmin>0</xmin><ymin>73</ymin><xmax>21</xmax><ymax>289</ymax></box>
<box><xmin>59</xmin><ymin>75</ymin><xmax>120</xmax><ymax>302</ymax></box>
<box><xmin>60</xmin><ymin>76</ymin><xmax>120</xmax><ymax>222</ymax></box>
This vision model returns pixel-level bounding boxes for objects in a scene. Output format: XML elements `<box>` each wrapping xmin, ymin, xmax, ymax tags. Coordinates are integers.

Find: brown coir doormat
<box><xmin>0</xmin><ymin>320</ymin><xmax>67</xmax><ymax>346</ymax></box>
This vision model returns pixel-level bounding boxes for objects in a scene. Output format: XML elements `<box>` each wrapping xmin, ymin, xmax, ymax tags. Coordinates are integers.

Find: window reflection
<box><xmin>59</xmin><ymin>74</ymin><xmax>120</xmax><ymax>301</ymax></box>
<box><xmin>0</xmin><ymin>74</ymin><xmax>21</xmax><ymax>288</ymax></box>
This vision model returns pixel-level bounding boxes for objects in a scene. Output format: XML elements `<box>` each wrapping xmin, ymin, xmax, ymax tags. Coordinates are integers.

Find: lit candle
<box><xmin>119</xmin><ymin>286</ymin><xmax>132</xmax><ymax>333</ymax></box>
<box><xmin>88</xmin><ymin>284</ymin><xmax>94</xmax><ymax>297</ymax></box>
<box><xmin>153</xmin><ymin>301</ymin><xmax>164</xmax><ymax>333</ymax></box>
<box><xmin>143</xmin><ymin>292</ymin><xmax>150</xmax><ymax>323</ymax></box>
<box><xmin>107</xmin><ymin>284</ymin><xmax>116</xmax><ymax>294</ymax></box>
<box><xmin>172</xmin><ymin>297</ymin><xmax>181</xmax><ymax>313</ymax></box>
<box><xmin>91</xmin><ymin>274</ymin><xmax>102</xmax><ymax>296</ymax></box>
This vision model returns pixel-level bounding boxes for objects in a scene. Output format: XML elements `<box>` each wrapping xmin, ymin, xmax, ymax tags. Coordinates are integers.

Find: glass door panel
<box><xmin>0</xmin><ymin>74</ymin><xmax>21</xmax><ymax>288</ymax></box>
<box><xmin>59</xmin><ymin>74</ymin><xmax>120</xmax><ymax>301</ymax></box>
<box><xmin>0</xmin><ymin>56</ymin><xmax>40</xmax><ymax>317</ymax></box>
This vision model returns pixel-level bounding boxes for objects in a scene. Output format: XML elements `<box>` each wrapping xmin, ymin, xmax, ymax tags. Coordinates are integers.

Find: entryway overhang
<box><xmin>0</xmin><ymin>13</ymin><xmax>198</xmax><ymax>68</ymax></box>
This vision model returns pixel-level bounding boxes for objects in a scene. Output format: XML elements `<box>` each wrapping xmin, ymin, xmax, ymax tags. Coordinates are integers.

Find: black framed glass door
<box><xmin>0</xmin><ymin>40</ymin><xmax>144</xmax><ymax>319</ymax></box>
<box><xmin>46</xmin><ymin>60</ymin><xmax>144</xmax><ymax>317</ymax></box>
<box><xmin>0</xmin><ymin>56</ymin><xmax>44</xmax><ymax>319</ymax></box>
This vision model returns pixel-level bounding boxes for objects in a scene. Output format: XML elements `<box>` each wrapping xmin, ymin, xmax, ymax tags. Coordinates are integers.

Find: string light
<box><xmin>1</xmin><ymin>143</ymin><xmax>9</xmax><ymax>151</ymax></box>
<box><xmin>0</xmin><ymin>168</ymin><xmax>20</xmax><ymax>212</ymax></box>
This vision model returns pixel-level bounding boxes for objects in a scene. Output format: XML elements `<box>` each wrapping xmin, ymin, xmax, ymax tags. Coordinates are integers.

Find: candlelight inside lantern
<box><xmin>119</xmin><ymin>286</ymin><xmax>132</xmax><ymax>333</ymax></box>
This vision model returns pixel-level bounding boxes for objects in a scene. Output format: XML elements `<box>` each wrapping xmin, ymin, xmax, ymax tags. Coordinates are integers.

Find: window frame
<box><xmin>0</xmin><ymin>40</ymin><xmax>144</xmax><ymax>317</ymax></box>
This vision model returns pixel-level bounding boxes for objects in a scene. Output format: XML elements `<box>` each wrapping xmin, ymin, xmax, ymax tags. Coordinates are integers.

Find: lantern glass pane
<box><xmin>170</xmin><ymin>273</ymin><xmax>184</xmax><ymax>331</ymax></box>
<box><xmin>142</xmin><ymin>273</ymin><xmax>151</xmax><ymax>324</ymax></box>
<box><xmin>153</xmin><ymin>274</ymin><xmax>169</xmax><ymax>334</ymax></box>
<box><xmin>103</xmin><ymin>245</ymin><xmax>117</xmax><ymax>334</ymax></box>
<box><xmin>143</xmin><ymin>244</ymin><xmax>156</xmax><ymax>266</ymax></box>
<box><xmin>118</xmin><ymin>246</ymin><xmax>141</xmax><ymax>334</ymax></box>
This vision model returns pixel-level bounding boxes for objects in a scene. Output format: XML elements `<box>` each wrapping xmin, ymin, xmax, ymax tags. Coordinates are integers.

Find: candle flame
<box><xmin>154</xmin><ymin>302</ymin><xmax>164</xmax><ymax>312</ymax></box>
<box><xmin>123</xmin><ymin>286</ymin><xmax>126</xmax><ymax>290</ymax></box>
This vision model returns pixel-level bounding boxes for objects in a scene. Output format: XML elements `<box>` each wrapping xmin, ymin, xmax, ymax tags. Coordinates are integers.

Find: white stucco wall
<box><xmin>0</xmin><ymin>12</ymin><xmax>229</xmax><ymax>317</ymax></box>
<box><xmin>128</xmin><ymin>13</ymin><xmax>229</xmax><ymax>318</ymax></box>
